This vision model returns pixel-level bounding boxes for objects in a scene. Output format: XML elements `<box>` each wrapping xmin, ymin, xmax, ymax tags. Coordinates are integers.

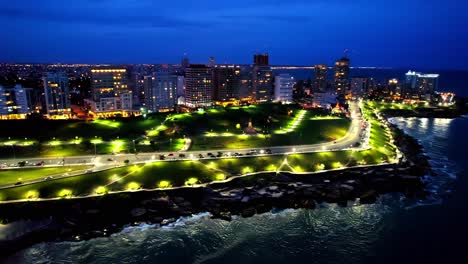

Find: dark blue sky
<box><xmin>1</xmin><ymin>0</ymin><xmax>468</xmax><ymax>69</ymax></box>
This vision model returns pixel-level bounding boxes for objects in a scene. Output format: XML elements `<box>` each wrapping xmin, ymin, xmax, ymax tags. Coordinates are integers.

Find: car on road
<box><xmin>85</xmin><ymin>169</ymin><xmax>93</xmax><ymax>173</ymax></box>
<box><xmin>36</xmin><ymin>161</ymin><xmax>45</xmax><ymax>166</ymax></box>
<box><xmin>265</xmin><ymin>149</ymin><xmax>272</xmax><ymax>154</ymax></box>
<box><xmin>216</xmin><ymin>152</ymin><xmax>223</xmax><ymax>157</ymax></box>
<box><xmin>44</xmin><ymin>176</ymin><xmax>54</xmax><ymax>180</ymax></box>
<box><xmin>179</xmin><ymin>153</ymin><xmax>186</xmax><ymax>158</ymax></box>
<box><xmin>14</xmin><ymin>181</ymin><xmax>22</xmax><ymax>186</ymax></box>
<box><xmin>198</xmin><ymin>154</ymin><xmax>204</xmax><ymax>158</ymax></box>
<box><xmin>107</xmin><ymin>158</ymin><xmax>114</xmax><ymax>161</ymax></box>
<box><xmin>159</xmin><ymin>155</ymin><xmax>165</xmax><ymax>160</ymax></box>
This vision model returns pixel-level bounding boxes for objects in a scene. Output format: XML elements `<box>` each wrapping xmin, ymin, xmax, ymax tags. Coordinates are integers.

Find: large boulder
<box><xmin>360</xmin><ymin>190</ymin><xmax>377</xmax><ymax>204</ymax></box>
<box><xmin>241</xmin><ymin>207</ymin><xmax>256</xmax><ymax>218</ymax></box>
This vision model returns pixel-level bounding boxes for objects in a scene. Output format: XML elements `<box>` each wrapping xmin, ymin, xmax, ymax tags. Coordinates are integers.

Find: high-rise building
<box><xmin>43</xmin><ymin>72</ymin><xmax>70</xmax><ymax>117</ymax></box>
<box><xmin>334</xmin><ymin>57</ymin><xmax>350</xmax><ymax>95</ymax></box>
<box><xmin>213</xmin><ymin>65</ymin><xmax>241</xmax><ymax>102</ymax></box>
<box><xmin>177</xmin><ymin>76</ymin><xmax>185</xmax><ymax>97</ymax></box>
<box><xmin>90</xmin><ymin>68</ymin><xmax>128</xmax><ymax>101</ymax></box>
<box><xmin>143</xmin><ymin>72</ymin><xmax>178</xmax><ymax>112</ymax></box>
<box><xmin>209</xmin><ymin>57</ymin><xmax>215</xmax><ymax>67</ymax></box>
<box><xmin>181</xmin><ymin>55</ymin><xmax>190</xmax><ymax>68</ymax></box>
<box><xmin>274</xmin><ymin>74</ymin><xmax>294</xmax><ymax>103</ymax></box>
<box><xmin>313</xmin><ymin>64</ymin><xmax>328</xmax><ymax>92</ymax></box>
<box><xmin>387</xmin><ymin>78</ymin><xmax>401</xmax><ymax>97</ymax></box>
<box><xmin>254</xmin><ymin>53</ymin><xmax>269</xmax><ymax>66</ymax></box>
<box><xmin>253</xmin><ymin>66</ymin><xmax>273</xmax><ymax>102</ymax></box>
<box><xmin>405</xmin><ymin>71</ymin><xmax>439</xmax><ymax>98</ymax></box>
<box><xmin>239</xmin><ymin>65</ymin><xmax>254</xmax><ymax>102</ymax></box>
<box><xmin>90</xmin><ymin>68</ymin><xmax>133</xmax><ymax>112</ymax></box>
<box><xmin>350</xmin><ymin>77</ymin><xmax>370</xmax><ymax>98</ymax></box>
<box><xmin>184</xmin><ymin>64</ymin><xmax>213</xmax><ymax>107</ymax></box>
<box><xmin>0</xmin><ymin>84</ymin><xmax>33</xmax><ymax>119</ymax></box>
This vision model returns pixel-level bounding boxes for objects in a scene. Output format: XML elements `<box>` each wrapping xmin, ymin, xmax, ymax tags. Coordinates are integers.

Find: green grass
<box><xmin>0</xmin><ymin>138</ymin><xmax>186</xmax><ymax>159</ymax></box>
<box><xmin>189</xmin><ymin>111</ymin><xmax>350</xmax><ymax>150</ymax></box>
<box><xmin>0</xmin><ymin>166</ymin><xmax>92</xmax><ymax>185</ymax></box>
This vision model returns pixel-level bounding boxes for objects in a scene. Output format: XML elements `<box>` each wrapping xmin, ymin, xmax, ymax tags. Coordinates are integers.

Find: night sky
<box><xmin>1</xmin><ymin>0</ymin><xmax>467</xmax><ymax>69</ymax></box>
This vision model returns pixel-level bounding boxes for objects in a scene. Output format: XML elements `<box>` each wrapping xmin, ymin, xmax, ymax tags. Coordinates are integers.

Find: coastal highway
<box><xmin>0</xmin><ymin>101</ymin><xmax>368</xmax><ymax>189</ymax></box>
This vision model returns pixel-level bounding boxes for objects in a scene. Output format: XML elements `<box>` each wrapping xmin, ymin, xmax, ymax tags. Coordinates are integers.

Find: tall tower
<box><xmin>43</xmin><ymin>72</ymin><xmax>70</xmax><ymax>116</ymax></box>
<box><xmin>184</xmin><ymin>64</ymin><xmax>213</xmax><ymax>107</ymax></box>
<box><xmin>213</xmin><ymin>66</ymin><xmax>241</xmax><ymax>102</ymax></box>
<box><xmin>181</xmin><ymin>54</ymin><xmax>190</xmax><ymax>68</ymax></box>
<box><xmin>313</xmin><ymin>64</ymin><xmax>328</xmax><ymax>92</ymax></box>
<box><xmin>209</xmin><ymin>56</ymin><xmax>215</xmax><ymax>67</ymax></box>
<box><xmin>334</xmin><ymin>56</ymin><xmax>350</xmax><ymax>96</ymax></box>
<box><xmin>254</xmin><ymin>53</ymin><xmax>269</xmax><ymax>66</ymax></box>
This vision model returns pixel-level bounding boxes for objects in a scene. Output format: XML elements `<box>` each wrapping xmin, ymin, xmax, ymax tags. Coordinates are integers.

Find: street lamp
<box><xmin>11</xmin><ymin>144</ymin><xmax>16</xmax><ymax>163</ymax></box>
<box><xmin>170</xmin><ymin>138</ymin><xmax>173</xmax><ymax>152</ymax></box>
<box><xmin>132</xmin><ymin>139</ymin><xmax>136</xmax><ymax>154</ymax></box>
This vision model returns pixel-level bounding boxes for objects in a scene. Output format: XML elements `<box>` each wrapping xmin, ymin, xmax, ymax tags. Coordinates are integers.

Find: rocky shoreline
<box><xmin>0</xmin><ymin>121</ymin><xmax>432</xmax><ymax>257</ymax></box>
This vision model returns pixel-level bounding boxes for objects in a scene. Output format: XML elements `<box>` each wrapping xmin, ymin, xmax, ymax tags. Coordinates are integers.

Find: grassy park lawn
<box><xmin>0</xmin><ymin>166</ymin><xmax>92</xmax><ymax>186</ymax></box>
<box><xmin>0</xmin><ymin>138</ymin><xmax>186</xmax><ymax>159</ymax></box>
<box><xmin>190</xmin><ymin>118</ymin><xmax>350</xmax><ymax>150</ymax></box>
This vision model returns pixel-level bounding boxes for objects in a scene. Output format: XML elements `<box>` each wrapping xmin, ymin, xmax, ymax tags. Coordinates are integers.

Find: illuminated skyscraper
<box><xmin>405</xmin><ymin>71</ymin><xmax>439</xmax><ymax>98</ymax></box>
<box><xmin>313</xmin><ymin>64</ymin><xmax>328</xmax><ymax>92</ymax></box>
<box><xmin>90</xmin><ymin>68</ymin><xmax>129</xmax><ymax>101</ymax></box>
<box><xmin>213</xmin><ymin>65</ymin><xmax>241</xmax><ymax>102</ymax></box>
<box><xmin>350</xmin><ymin>77</ymin><xmax>370</xmax><ymax>97</ymax></box>
<box><xmin>274</xmin><ymin>74</ymin><xmax>294</xmax><ymax>103</ymax></box>
<box><xmin>0</xmin><ymin>84</ymin><xmax>33</xmax><ymax>118</ymax></box>
<box><xmin>144</xmin><ymin>72</ymin><xmax>177</xmax><ymax>112</ymax></box>
<box><xmin>334</xmin><ymin>57</ymin><xmax>350</xmax><ymax>95</ymax></box>
<box><xmin>184</xmin><ymin>64</ymin><xmax>213</xmax><ymax>107</ymax></box>
<box><xmin>43</xmin><ymin>72</ymin><xmax>70</xmax><ymax>117</ymax></box>
<box><xmin>253</xmin><ymin>66</ymin><xmax>273</xmax><ymax>102</ymax></box>
<box><xmin>90</xmin><ymin>68</ymin><xmax>132</xmax><ymax>111</ymax></box>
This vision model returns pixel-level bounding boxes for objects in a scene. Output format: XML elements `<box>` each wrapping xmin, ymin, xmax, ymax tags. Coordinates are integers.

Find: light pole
<box><xmin>11</xmin><ymin>144</ymin><xmax>16</xmax><ymax>163</ymax></box>
<box><xmin>94</xmin><ymin>136</ymin><xmax>97</xmax><ymax>156</ymax></box>
<box><xmin>132</xmin><ymin>139</ymin><xmax>136</xmax><ymax>154</ymax></box>
<box><xmin>170</xmin><ymin>138</ymin><xmax>172</xmax><ymax>152</ymax></box>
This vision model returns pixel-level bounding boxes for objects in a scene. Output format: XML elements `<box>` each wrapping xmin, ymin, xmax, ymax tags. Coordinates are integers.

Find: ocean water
<box><xmin>4</xmin><ymin>116</ymin><xmax>468</xmax><ymax>263</ymax></box>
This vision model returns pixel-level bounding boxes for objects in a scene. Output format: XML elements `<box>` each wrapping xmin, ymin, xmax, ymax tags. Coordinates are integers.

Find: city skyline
<box><xmin>1</xmin><ymin>0</ymin><xmax>468</xmax><ymax>70</ymax></box>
